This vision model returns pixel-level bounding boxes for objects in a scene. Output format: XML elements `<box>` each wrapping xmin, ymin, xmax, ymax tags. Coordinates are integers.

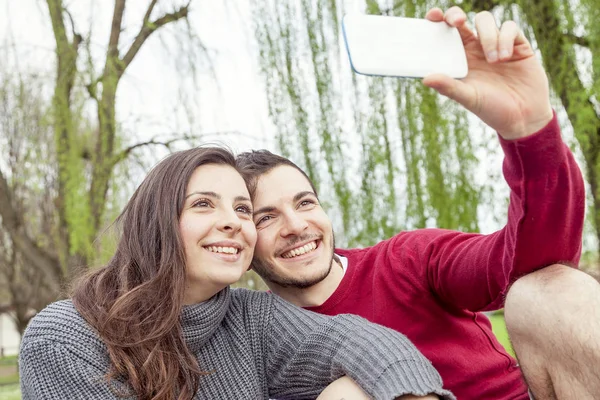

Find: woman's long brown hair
<box><xmin>72</xmin><ymin>147</ymin><xmax>238</xmax><ymax>400</ymax></box>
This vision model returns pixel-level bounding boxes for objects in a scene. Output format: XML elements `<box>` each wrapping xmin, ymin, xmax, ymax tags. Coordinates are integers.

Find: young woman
<box><xmin>19</xmin><ymin>147</ymin><xmax>452</xmax><ymax>400</ymax></box>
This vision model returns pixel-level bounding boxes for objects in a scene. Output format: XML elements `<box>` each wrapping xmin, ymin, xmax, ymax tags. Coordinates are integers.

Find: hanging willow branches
<box><xmin>253</xmin><ymin>0</ymin><xmax>481</xmax><ymax>246</ymax></box>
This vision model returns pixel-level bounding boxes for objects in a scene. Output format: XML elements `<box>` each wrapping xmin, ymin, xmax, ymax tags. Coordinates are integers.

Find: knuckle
<box><xmin>447</xmin><ymin>5</ymin><xmax>463</xmax><ymax>15</ymax></box>
<box><xmin>501</xmin><ymin>20</ymin><xmax>518</xmax><ymax>30</ymax></box>
<box><xmin>475</xmin><ymin>10</ymin><xmax>492</xmax><ymax>20</ymax></box>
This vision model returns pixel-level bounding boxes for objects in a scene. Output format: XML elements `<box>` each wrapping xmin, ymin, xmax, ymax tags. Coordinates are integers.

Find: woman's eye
<box><xmin>192</xmin><ymin>199</ymin><xmax>212</xmax><ymax>208</ymax></box>
<box><xmin>236</xmin><ymin>205</ymin><xmax>253</xmax><ymax>215</ymax></box>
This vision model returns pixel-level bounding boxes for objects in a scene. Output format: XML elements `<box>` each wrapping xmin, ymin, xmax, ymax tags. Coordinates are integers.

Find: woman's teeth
<box><xmin>205</xmin><ymin>246</ymin><xmax>239</xmax><ymax>255</ymax></box>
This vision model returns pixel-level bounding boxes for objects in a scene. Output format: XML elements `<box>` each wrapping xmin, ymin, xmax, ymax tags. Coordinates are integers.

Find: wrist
<box><xmin>500</xmin><ymin>108</ymin><xmax>554</xmax><ymax>140</ymax></box>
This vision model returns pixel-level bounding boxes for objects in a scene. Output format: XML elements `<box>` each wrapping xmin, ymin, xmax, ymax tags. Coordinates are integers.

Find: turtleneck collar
<box><xmin>180</xmin><ymin>286</ymin><xmax>231</xmax><ymax>353</ymax></box>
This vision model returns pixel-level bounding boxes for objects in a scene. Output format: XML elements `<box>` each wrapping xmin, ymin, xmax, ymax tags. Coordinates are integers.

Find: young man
<box><xmin>237</xmin><ymin>6</ymin><xmax>600</xmax><ymax>400</ymax></box>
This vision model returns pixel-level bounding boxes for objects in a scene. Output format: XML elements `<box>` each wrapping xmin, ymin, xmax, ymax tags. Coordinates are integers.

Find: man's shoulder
<box><xmin>337</xmin><ymin>228</ymin><xmax>466</xmax><ymax>254</ymax></box>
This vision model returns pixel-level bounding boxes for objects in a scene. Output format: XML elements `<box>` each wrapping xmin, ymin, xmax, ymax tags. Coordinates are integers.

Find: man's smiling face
<box><xmin>251</xmin><ymin>165</ymin><xmax>336</xmax><ymax>289</ymax></box>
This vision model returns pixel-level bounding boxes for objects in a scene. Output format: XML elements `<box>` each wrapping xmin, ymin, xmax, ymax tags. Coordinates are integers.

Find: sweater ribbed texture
<box><xmin>20</xmin><ymin>287</ymin><xmax>454</xmax><ymax>399</ymax></box>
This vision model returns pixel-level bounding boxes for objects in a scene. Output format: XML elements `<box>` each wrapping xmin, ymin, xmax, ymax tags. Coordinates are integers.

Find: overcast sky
<box><xmin>1</xmin><ymin>0</ymin><xmax>275</xmax><ymax>154</ymax></box>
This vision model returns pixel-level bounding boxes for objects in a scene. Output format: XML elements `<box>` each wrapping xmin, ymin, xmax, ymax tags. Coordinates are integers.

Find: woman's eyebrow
<box><xmin>185</xmin><ymin>191</ymin><xmax>219</xmax><ymax>199</ymax></box>
<box><xmin>185</xmin><ymin>192</ymin><xmax>250</xmax><ymax>203</ymax></box>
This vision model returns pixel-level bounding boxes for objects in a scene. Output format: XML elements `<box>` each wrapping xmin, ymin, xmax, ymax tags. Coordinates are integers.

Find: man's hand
<box><xmin>316</xmin><ymin>376</ymin><xmax>440</xmax><ymax>399</ymax></box>
<box><xmin>422</xmin><ymin>7</ymin><xmax>553</xmax><ymax>140</ymax></box>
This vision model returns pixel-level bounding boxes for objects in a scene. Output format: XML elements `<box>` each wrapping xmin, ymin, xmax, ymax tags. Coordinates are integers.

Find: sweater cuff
<box><xmin>499</xmin><ymin>111</ymin><xmax>566</xmax><ymax>179</ymax></box>
<box><xmin>369</xmin><ymin>359</ymin><xmax>456</xmax><ymax>400</ymax></box>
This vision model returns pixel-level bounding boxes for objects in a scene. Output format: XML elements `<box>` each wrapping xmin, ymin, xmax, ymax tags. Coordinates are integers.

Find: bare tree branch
<box><xmin>120</xmin><ymin>2</ymin><xmax>191</xmax><ymax>75</ymax></box>
<box><xmin>110</xmin><ymin>129</ymin><xmax>265</xmax><ymax>167</ymax></box>
<box><xmin>0</xmin><ymin>168</ymin><xmax>61</xmax><ymax>288</ymax></box>
<box><xmin>85</xmin><ymin>80</ymin><xmax>99</xmax><ymax>101</ymax></box>
<box><xmin>0</xmin><ymin>169</ymin><xmax>19</xmax><ymax>232</ymax></box>
<box><xmin>46</xmin><ymin>0</ymin><xmax>69</xmax><ymax>50</ymax></box>
<box><xmin>108</xmin><ymin>0</ymin><xmax>126</xmax><ymax>58</ymax></box>
<box><xmin>143</xmin><ymin>0</ymin><xmax>160</xmax><ymax>26</ymax></box>
<box><xmin>63</xmin><ymin>7</ymin><xmax>78</xmax><ymax>42</ymax></box>
<box><xmin>566</xmin><ymin>33</ymin><xmax>590</xmax><ymax>47</ymax></box>
<box><xmin>110</xmin><ymin>134</ymin><xmax>202</xmax><ymax>167</ymax></box>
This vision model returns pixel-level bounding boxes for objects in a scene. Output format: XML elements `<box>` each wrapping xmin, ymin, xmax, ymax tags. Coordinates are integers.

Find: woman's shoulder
<box><xmin>229</xmin><ymin>288</ymin><xmax>277</xmax><ymax>318</ymax></box>
<box><xmin>22</xmin><ymin>300</ymin><xmax>103</xmax><ymax>351</ymax></box>
<box><xmin>229</xmin><ymin>288</ymin><xmax>311</xmax><ymax>321</ymax></box>
<box><xmin>231</xmin><ymin>288</ymin><xmax>272</xmax><ymax>304</ymax></box>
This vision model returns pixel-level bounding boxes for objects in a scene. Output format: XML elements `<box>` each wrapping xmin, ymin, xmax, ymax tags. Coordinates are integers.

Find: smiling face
<box><xmin>179</xmin><ymin>164</ymin><xmax>257</xmax><ymax>304</ymax></box>
<box><xmin>251</xmin><ymin>165</ymin><xmax>336</xmax><ymax>291</ymax></box>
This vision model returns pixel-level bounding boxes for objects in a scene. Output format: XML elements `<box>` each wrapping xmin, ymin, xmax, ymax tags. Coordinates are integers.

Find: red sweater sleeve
<box><xmin>407</xmin><ymin>114</ymin><xmax>585</xmax><ymax>312</ymax></box>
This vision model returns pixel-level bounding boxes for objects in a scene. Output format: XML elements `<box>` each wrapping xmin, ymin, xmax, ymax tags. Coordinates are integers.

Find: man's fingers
<box><xmin>498</xmin><ymin>21</ymin><xmax>520</xmax><ymax>60</ymax></box>
<box><xmin>475</xmin><ymin>11</ymin><xmax>500</xmax><ymax>62</ymax></box>
<box><xmin>444</xmin><ymin>6</ymin><xmax>467</xmax><ymax>25</ymax></box>
<box><xmin>443</xmin><ymin>6</ymin><xmax>476</xmax><ymax>44</ymax></box>
<box><xmin>425</xmin><ymin>7</ymin><xmax>444</xmax><ymax>22</ymax></box>
<box><xmin>422</xmin><ymin>74</ymin><xmax>476</xmax><ymax>111</ymax></box>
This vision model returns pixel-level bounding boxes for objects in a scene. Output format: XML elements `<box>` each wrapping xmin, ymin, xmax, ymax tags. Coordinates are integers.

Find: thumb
<box><xmin>423</xmin><ymin>74</ymin><xmax>476</xmax><ymax>111</ymax></box>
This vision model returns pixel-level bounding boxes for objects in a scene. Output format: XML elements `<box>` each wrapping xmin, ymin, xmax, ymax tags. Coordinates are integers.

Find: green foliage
<box><xmin>254</xmin><ymin>0</ymin><xmax>600</xmax><ymax>263</ymax></box>
<box><xmin>254</xmin><ymin>0</ymin><xmax>483</xmax><ymax>247</ymax></box>
<box><xmin>503</xmin><ymin>0</ymin><xmax>599</xmax><ymax>256</ymax></box>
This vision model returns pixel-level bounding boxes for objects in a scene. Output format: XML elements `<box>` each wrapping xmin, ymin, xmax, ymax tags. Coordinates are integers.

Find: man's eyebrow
<box><xmin>185</xmin><ymin>191</ymin><xmax>220</xmax><ymax>200</ymax></box>
<box><xmin>253</xmin><ymin>191</ymin><xmax>317</xmax><ymax>216</ymax></box>
<box><xmin>253</xmin><ymin>206</ymin><xmax>276</xmax><ymax>216</ymax></box>
<box><xmin>294</xmin><ymin>191</ymin><xmax>317</xmax><ymax>202</ymax></box>
<box><xmin>235</xmin><ymin>195</ymin><xmax>251</xmax><ymax>203</ymax></box>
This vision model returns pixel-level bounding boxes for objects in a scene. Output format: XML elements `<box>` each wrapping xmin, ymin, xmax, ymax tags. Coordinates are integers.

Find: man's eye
<box><xmin>299</xmin><ymin>199</ymin><xmax>315</xmax><ymax>207</ymax></box>
<box><xmin>256</xmin><ymin>215</ymin><xmax>272</xmax><ymax>226</ymax></box>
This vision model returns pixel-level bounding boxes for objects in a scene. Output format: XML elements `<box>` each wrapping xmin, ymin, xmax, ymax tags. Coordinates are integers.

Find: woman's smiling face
<box><xmin>179</xmin><ymin>164</ymin><xmax>257</xmax><ymax>304</ymax></box>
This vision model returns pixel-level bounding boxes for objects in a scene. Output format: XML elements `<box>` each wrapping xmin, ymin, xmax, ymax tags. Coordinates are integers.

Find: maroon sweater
<box><xmin>306</xmin><ymin>115</ymin><xmax>585</xmax><ymax>399</ymax></box>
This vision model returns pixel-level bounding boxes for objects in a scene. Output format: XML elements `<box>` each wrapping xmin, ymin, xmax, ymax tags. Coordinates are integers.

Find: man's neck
<box><xmin>270</xmin><ymin>257</ymin><xmax>344</xmax><ymax>308</ymax></box>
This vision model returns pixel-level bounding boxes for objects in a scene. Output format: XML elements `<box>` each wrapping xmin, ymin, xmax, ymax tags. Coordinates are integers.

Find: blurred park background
<box><xmin>1</xmin><ymin>0</ymin><xmax>599</xmax><ymax>396</ymax></box>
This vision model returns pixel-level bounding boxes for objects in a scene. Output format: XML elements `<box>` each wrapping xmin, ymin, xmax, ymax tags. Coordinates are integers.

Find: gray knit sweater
<box><xmin>19</xmin><ymin>287</ymin><xmax>454</xmax><ymax>399</ymax></box>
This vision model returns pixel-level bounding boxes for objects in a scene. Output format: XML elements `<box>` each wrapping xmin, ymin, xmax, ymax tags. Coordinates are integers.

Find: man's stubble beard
<box><xmin>251</xmin><ymin>232</ymin><xmax>336</xmax><ymax>289</ymax></box>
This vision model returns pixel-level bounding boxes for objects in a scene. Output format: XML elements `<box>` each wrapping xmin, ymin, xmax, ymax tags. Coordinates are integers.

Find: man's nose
<box><xmin>280</xmin><ymin>211</ymin><xmax>309</xmax><ymax>237</ymax></box>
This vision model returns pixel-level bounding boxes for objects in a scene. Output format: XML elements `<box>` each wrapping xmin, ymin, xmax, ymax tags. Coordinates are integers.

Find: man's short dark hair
<box><xmin>236</xmin><ymin>150</ymin><xmax>318</xmax><ymax>199</ymax></box>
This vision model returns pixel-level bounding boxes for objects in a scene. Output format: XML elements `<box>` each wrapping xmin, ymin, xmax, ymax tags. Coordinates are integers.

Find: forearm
<box><xmin>317</xmin><ymin>377</ymin><xmax>440</xmax><ymax>400</ymax></box>
<box><xmin>425</xmin><ymin>114</ymin><xmax>585</xmax><ymax>311</ymax></box>
<box><xmin>266</xmin><ymin>297</ymin><xmax>454</xmax><ymax>399</ymax></box>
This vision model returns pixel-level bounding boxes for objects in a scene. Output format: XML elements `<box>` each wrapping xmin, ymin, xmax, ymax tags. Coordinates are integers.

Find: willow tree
<box><xmin>0</xmin><ymin>0</ymin><xmax>198</xmax><ymax>294</ymax></box>
<box><xmin>0</xmin><ymin>70</ymin><xmax>59</xmax><ymax>335</ymax></box>
<box><xmin>253</xmin><ymin>0</ymin><xmax>481</xmax><ymax>247</ymax></box>
<box><xmin>447</xmin><ymin>0</ymin><xmax>600</xmax><ymax>255</ymax></box>
<box><xmin>253</xmin><ymin>0</ymin><xmax>600</xmax><ymax>259</ymax></box>
<box><xmin>510</xmin><ymin>0</ymin><xmax>600</xmax><ymax>255</ymax></box>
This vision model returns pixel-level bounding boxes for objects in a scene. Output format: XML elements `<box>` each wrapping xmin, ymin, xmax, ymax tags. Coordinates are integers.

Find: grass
<box><xmin>0</xmin><ymin>355</ymin><xmax>17</xmax><ymax>366</ymax></box>
<box><xmin>0</xmin><ymin>384</ymin><xmax>21</xmax><ymax>400</ymax></box>
<box><xmin>489</xmin><ymin>312</ymin><xmax>515</xmax><ymax>357</ymax></box>
<box><xmin>0</xmin><ymin>355</ymin><xmax>20</xmax><ymax>400</ymax></box>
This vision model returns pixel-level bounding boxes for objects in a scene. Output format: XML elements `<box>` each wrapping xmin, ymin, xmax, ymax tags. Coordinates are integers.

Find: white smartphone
<box><xmin>342</xmin><ymin>14</ymin><xmax>468</xmax><ymax>79</ymax></box>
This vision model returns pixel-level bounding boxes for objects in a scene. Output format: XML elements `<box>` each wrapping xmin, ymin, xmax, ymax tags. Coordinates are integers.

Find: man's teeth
<box><xmin>205</xmin><ymin>246</ymin><xmax>239</xmax><ymax>255</ymax></box>
<box><xmin>282</xmin><ymin>241</ymin><xmax>317</xmax><ymax>258</ymax></box>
